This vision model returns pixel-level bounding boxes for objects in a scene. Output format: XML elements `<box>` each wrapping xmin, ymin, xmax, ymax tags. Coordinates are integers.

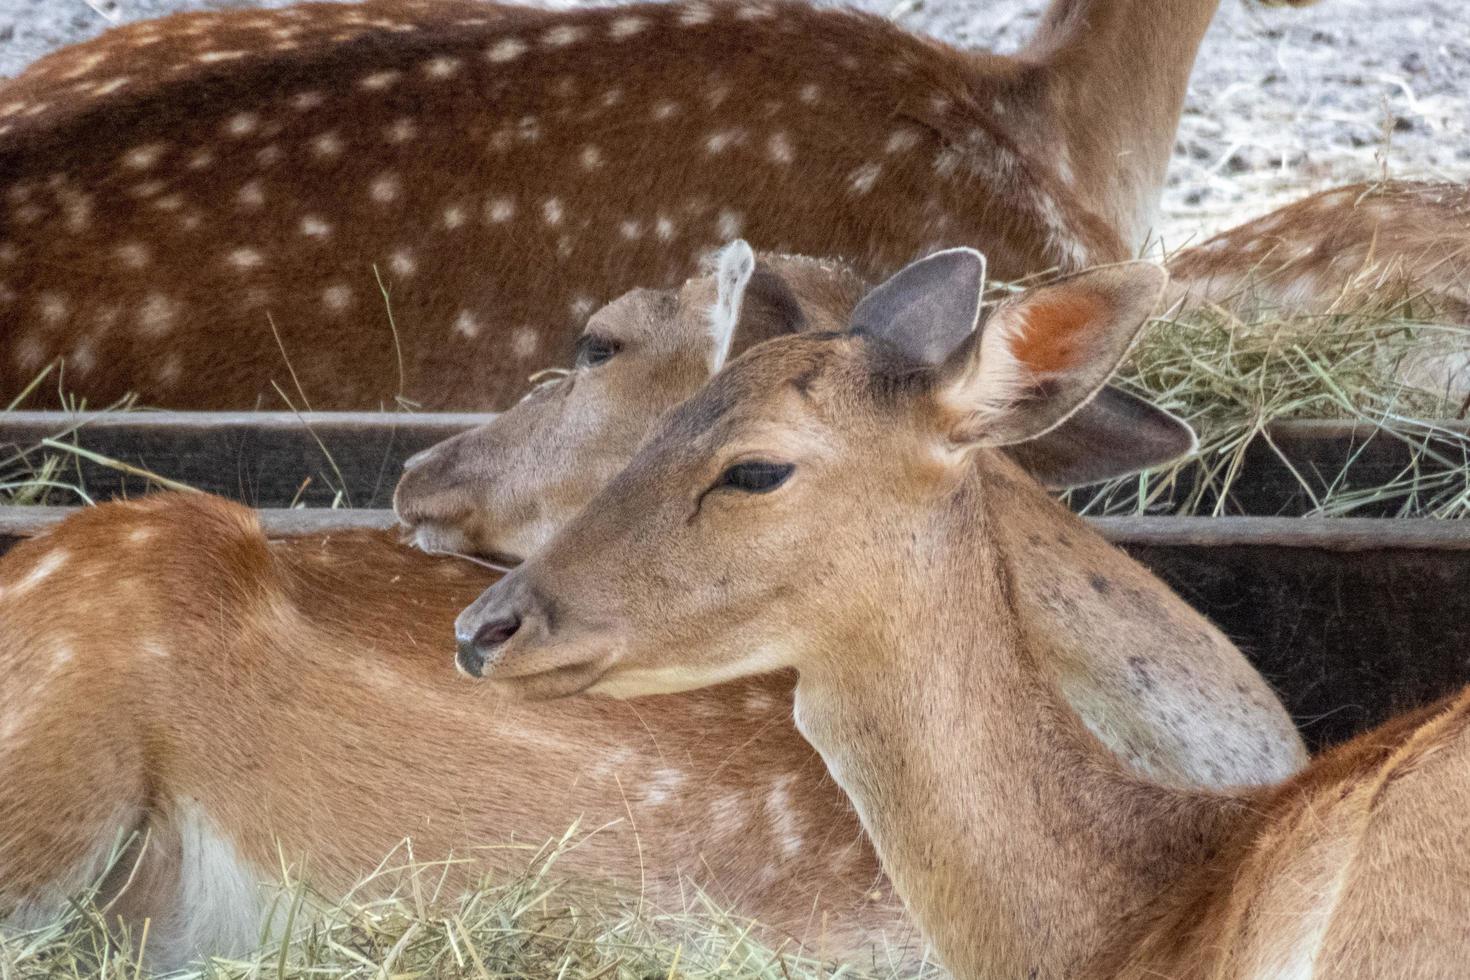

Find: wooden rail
<box><xmin>4</xmin><ymin>412</ymin><xmax>1467</xmax><ymax>515</ymax></box>
<box><xmin>2</xmin><ymin>505</ymin><xmax>1467</xmax><ymax>752</ymax></box>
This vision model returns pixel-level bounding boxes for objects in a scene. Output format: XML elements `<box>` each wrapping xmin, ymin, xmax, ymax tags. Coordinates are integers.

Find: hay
<box><xmin>0</xmin><ymin>839</ymin><xmax>935</xmax><ymax>980</ymax></box>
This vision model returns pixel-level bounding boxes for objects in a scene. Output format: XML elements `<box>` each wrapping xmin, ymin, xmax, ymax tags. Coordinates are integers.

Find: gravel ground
<box><xmin>1</xmin><ymin>0</ymin><xmax>1467</xmax><ymax>245</ymax></box>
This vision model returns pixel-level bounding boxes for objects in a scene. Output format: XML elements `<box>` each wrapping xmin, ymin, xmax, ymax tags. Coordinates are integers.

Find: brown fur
<box><xmin>462</xmin><ymin>256</ymin><xmax>1469</xmax><ymax>978</ymax></box>
<box><xmin>1167</xmin><ymin>180</ymin><xmax>1470</xmax><ymax>398</ymax></box>
<box><xmin>0</xmin><ymin>494</ymin><xmax>920</xmax><ymax>970</ymax></box>
<box><xmin>0</xmin><ymin>0</ymin><xmax>1274</xmax><ymax>409</ymax></box>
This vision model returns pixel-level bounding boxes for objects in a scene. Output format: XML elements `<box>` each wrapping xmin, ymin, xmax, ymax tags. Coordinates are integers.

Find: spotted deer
<box><xmin>457</xmin><ymin>249</ymin><xmax>1470</xmax><ymax>979</ymax></box>
<box><xmin>0</xmin><ymin>263</ymin><xmax>1307</xmax><ymax>971</ymax></box>
<box><xmin>0</xmin><ymin>0</ymin><xmax>1315</xmax><ymax>410</ymax></box>
<box><xmin>1167</xmin><ymin>180</ymin><xmax>1470</xmax><ymax>399</ymax></box>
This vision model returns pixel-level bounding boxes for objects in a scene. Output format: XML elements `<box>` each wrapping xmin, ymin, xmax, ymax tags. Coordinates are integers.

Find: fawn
<box><xmin>457</xmin><ymin>247</ymin><xmax>1470</xmax><ymax>978</ymax></box>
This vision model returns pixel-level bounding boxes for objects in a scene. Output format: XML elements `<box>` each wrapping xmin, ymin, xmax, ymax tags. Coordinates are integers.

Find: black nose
<box><xmin>455</xmin><ymin>615</ymin><xmax>522</xmax><ymax>678</ymax></box>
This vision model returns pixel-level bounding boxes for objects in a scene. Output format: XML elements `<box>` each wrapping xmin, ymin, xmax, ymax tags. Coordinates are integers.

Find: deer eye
<box><xmin>715</xmin><ymin>461</ymin><xmax>794</xmax><ymax>494</ymax></box>
<box><xmin>575</xmin><ymin>334</ymin><xmax>621</xmax><ymax>368</ymax></box>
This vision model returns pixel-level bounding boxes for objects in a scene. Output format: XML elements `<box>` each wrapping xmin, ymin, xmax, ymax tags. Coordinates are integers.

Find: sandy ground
<box><xmin>1</xmin><ymin>0</ymin><xmax>1467</xmax><ymax>245</ymax></box>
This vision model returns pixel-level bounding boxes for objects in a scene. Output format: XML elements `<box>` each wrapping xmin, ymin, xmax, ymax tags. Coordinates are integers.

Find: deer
<box><xmin>454</xmin><ymin>247</ymin><xmax>1470</xmax><ymax>979</ymax></box>
<box><xmin>396</xmin><ymin>180</ymin><xmax>1470</xmax><ymax>560</ymax></box>
<box><xmin>0</xmin><ymin>259</ymin><xmax>1309</xmax><ymax>972</ymax></box>
<box><xmin>0</xmin><ymin>0</ymin><xmax>1316</xmax><ymax>411</ymax></box>
<box><xmin>1166</xmin><ymin>179</ymin><xmax>1470</xmax><ymax>400</ymax></box>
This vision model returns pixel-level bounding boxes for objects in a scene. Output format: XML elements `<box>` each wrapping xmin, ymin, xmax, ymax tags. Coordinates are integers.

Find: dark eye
<box><xmin>575</xmin><ymin>334</ymin><xmax>621</xmax><ymax>368</ymax></box>
<box><xmin>715</xmin><ymin>461</ymin><xmax>794</xmax><ymax>494</ymax></box>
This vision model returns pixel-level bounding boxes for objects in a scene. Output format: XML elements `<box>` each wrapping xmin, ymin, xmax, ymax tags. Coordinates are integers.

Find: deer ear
<box><xmin>1004</xmin><ymin>385</ymin><xmax>1196</xmax><ymax>488</ymax></box>
<box><xmin>710</xmin><ymin>240</ymin><xmax>756</xmax><ymax>372</ymax></box>
<box><xmin>936</xmin><ymin>263</ymin><xmax>1169</xmax><ymax>447</ymax></box>
<box><xmin>849</xmin><ymin>248</ymin><xmax>987</xmax><ymax>366</ymax></box>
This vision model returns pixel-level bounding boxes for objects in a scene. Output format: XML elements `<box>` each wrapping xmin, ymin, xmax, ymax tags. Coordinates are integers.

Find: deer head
<box><xmin>451</xmin><ymin>250</ymin><xmax>1183</xmax><ymax>698</ymax></box>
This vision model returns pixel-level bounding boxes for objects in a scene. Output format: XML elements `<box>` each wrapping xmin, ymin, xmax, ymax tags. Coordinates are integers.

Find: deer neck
<box><xmin>789</xmin><ymin>467</ymin><xmax>1247</xmax><ymax>978</ymax></box>
<box><xmin>1014</xmin><ymin>0</ymin><xmax>1224</xmax><ymax>249</ymax></box>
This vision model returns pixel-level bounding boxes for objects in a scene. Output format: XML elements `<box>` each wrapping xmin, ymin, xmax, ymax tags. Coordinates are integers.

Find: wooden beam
<box><xmin>5</xmin><ymin>412</ymin><xmax>1470</xmax><ymax>515</ymax></box>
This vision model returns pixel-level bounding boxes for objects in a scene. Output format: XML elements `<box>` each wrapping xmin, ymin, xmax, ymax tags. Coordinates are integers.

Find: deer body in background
<box><xmin>457</xmin><ymin>249</ymin><xmax>1470</xmax><ymax>979</ymax></box>
<box><xmin>1167</xmin><ymin>180</ymin><xmax>1470</xmax><ymax>399</ymax></box>
<box><xmin>0</xmin><ymin>0</ymin><xmax>1315</xmax><ymax>410</ymax></box>
<box><xmin>0</xmin><ymin>259</ymin><xmax>1307</xmax><ymax>971</ymax></box>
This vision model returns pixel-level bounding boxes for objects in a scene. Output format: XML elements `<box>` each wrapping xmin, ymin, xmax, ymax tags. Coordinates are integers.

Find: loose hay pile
<box><xmin>0</xmin><ymin>844</ymin><xmax>935</xmax><ymax>980</ymax></box>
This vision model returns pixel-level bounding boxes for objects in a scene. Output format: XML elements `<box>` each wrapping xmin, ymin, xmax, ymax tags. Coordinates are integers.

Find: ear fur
<box><xmin>938</xmin><ymin>263</ymin><xmax>1170</xmax><ymax>447</ymax></box>
<box><xmin>848</xmin><ymin>248</ymin><xmax>987</xmax><ymax>366</ymax></box>
<box><xmin>710</xmin><ymin>240</ymin><xmax>756</xmax><ymax>372</ymax></box>
<box><xmin>1005</xmin><ymin>385</ymin><xmax>1197</xmax><ymax>488</ymax></box>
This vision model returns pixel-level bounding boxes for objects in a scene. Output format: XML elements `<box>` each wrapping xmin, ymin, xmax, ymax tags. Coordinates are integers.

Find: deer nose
<box><xmin>455</xmin><ymin>614</ymin><xmax>522</xmax><ymax>677</ymax></box>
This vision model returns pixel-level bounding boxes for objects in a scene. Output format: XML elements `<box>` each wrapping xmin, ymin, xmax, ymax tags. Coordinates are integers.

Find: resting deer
<box><xmin>397</xmin><ymin>244</ymin><xmax>1195</xmax><ymax>561</ymax></box>
<box><xmin>1168</xmin><ymin>180</ymin><xmax>1470</xmax><ymax>399</ymax></box>
<box><xmin>0</xmin><ymin>261</ymin><xmax>1306</xmax><ymax>971</ymax></box>
<box><xmin>0</xmin><ymin>0</ymin><xmax>1315</xmax><ymax>410</ymax></box>
<box><xmin>457</xmin><ymin>249</ymin><xmax>1470</xmax><ymax>978</ymax></box>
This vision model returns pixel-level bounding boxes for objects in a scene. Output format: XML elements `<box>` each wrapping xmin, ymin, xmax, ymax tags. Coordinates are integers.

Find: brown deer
<box><xmin>456</xmin><ymin>249</ymin><xmax>1470</xmax><ymax>978</ymax></box>
<box><xmin>0</xmin><ymin>0</ymin><xmax>1315</xmax><ymax>410</ymax></box>
<box><xmin>0</xmin><ymin>264</ymin><xmax>1307</xmax><ymax>971</ymax></box>
<box><xmin>1167</xmin><ymin>180</ymin><xmax>1470</xmax><ymax>399</ymax></box>
<box><xmin>397</xmin><ymin>242</ymin><xmax>1197</xmax><ymax>562</ymax></box>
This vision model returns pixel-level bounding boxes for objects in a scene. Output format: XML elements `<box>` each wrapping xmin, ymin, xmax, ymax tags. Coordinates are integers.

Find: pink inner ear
<box><xmin>1006</xmin><ymin>291</ymin><xmax>1106</xmax><ymax>374</ymax></box>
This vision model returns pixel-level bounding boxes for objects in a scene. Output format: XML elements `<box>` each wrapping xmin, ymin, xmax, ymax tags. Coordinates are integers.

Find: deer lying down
<box><xmin>0</xmin><ymin>261</ymin><xmax>1306</xmax><ymax>972</ymax></box>
<box><xmin>456</xmin><ymin>249</ymin><xmax>1470</xmax><ymax>979</ymax></box>
<box><xmin>0</xmin><ymin>0</ymin><xmax>1317</xmax><ymax>410</ymax></box>
<box><xmin>1167</xmin><ymin>180</ymin><xmax>1470</xmax><ymax>399</ymax></box>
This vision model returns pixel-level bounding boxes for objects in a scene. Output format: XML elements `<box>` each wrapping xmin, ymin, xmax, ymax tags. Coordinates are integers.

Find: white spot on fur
<box><xmin>885</xmin><ymin>129</ymin><xmax>920</xmax><ymax>154</ymax></box>
<box><xmin>848</xmin><ymin>162</ymin><xmax>881</xmax><ymax>196</ymax></box>
<box><xmin>766</xmin><ymin>131</ymin><xmax>794</xmax><ymax>164</ymax></box>
<box><xmin>423</xmin><ymin>56</ymin><xmax>461</xmax><ymax>78</ymax></box>
<box><xmin>717</xmin><ymin>209</ymin><xmax>743</xmax><ymax>239</ymax></box>
<box><xmin>37</xmin><ymin>293</ymin><xmax>68</xmax><ymax>325</ymax></box>
<box><xmin>580</xmin><ymin>145</ymin><xmax>604</xmax><ymax>170</ymax></box>
<box><xmin>358</xmin><ymin>70</ymin><xmax>401</xmax><ymax>90</ymax></box>
<box><xmin>389</xmin><ymin>248</ymin><xmax>417</xmax><ymax>278</ymax></box>
<box><xmin>442</xmin><ymin>204</ymin><xmax>467</xmax><ymax>229</ymax></box>
<box><xmin>652</xmin><ymin>100</ymin><xmax>680</xmax><ymax>121</ymax></box>
<box><xmin>486</xmin><ymin>38</ymin><xmax>526</xmax><ymax>62</ymax></box>
<box><xmin>705</xmin><ymin>129</ymin><xmax>744</xmax><ymax>155</ymax></box>
<box><xmin>678</xmin><ymin>2</ymin><xmax>713</xmax><ymax>26</ymax></box>
<box><xmin>290</xmin><ymin>90</ymin><xmax>325</xmax><ymax>111</ymax></box>
<box><xmin>300</xmin><ymin>215</ymin><xmax>331</xmax><ymax>238</ymax></box>
<box><xmin>370</xmin><ymin>173</ymin><xmax>402</xmax><ymax>204</ymax></box>
<box><xmin>322</xmin><ymin>284</ymin><xmax>353</xmax><ymax>312</ymax></box>
<box><xmin>765</xmin><ymin>775</ymin><xmax>803</xmax><ymax>859</ymax></box>
<box><xmin>486</xmin><ymin>197</ymin><xmax>516</xmax><ymax>223</ymax></box>
<box><xmin>642</xmin><ymin>768</ymin><xmax>687</xmax><ymax>806</ymax></box>
<box><xmin>311</xmin><ymin>131</ymin><xmax>344</xmax><ymax>158</ymax></box>
<box><xmin>226</xmin><ymin>247</ymin><xmax>263</xmax><ymax>270</ymax></box>
<box><xmin>122</xmin><ymin>142</ymin><xmax>167</xmax><ymax>170</ymax></box>
<box><xmin>541</xmin><ymin>25</ymin><xmax>585</xmax><ymax>47</ymax></box>
<box><xmin>453</xmin><ymin>310</ymin><xmax>481</xmax><ymax>339</ymax></box>
<box><xmin>619</xmin><ymin>219</ymin><xmax>642</xmax><ymax>240</ymax></box>
<box><xmin>799</xmin><ymin>83</ymin><xmax>820</xmax><ymax>104</ymax></box>
<box><xmin>512</xmin><ymin>326</ymin><xmax>539</xmax><ymax>359</ymax></box>
<box><xmin>609</xmin><ymin>15</ymin><xmax>646</xmax><ymax>38</ymax></box>
<box><xmin>137</xmin><ymin>293</ymin><xmax>178</xmax><ymax>336</ymax></box>
<box><xmin>223</xmin><ymin>112</ymin><xmax>258</xmax><ymax>137</ymax></box>
<box><xmin>236</xmin><ymin>180</ymin><xmax>266</xmax><ymax>209</ymax></box>
<box><xmin>3</xmin><ymin>549</ymin><xmax>68</xmax><ymax>600</ymax></box>
<box><xmin>655</xmin><ymin>215</ymin><xmax>676</xmax><ymax>241</ymax></box>
<box><xmin>115</xmin><ymin>242</ymin><xmax>151</xmax><ymax>269</ymax></box>
<box><xmin>542</xmin><ymin>197</ymin><xmax>564</xmax><ymax>226</ymax></box>
<box><xmin>570</xmin><ymin>295</ymin><xmax>595</xmax><ymax>320</ymax></box>
<box><xmin>384</xmin><ymin>117</ymin><xmax>417</xmax><ymax>143</ymax></box>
